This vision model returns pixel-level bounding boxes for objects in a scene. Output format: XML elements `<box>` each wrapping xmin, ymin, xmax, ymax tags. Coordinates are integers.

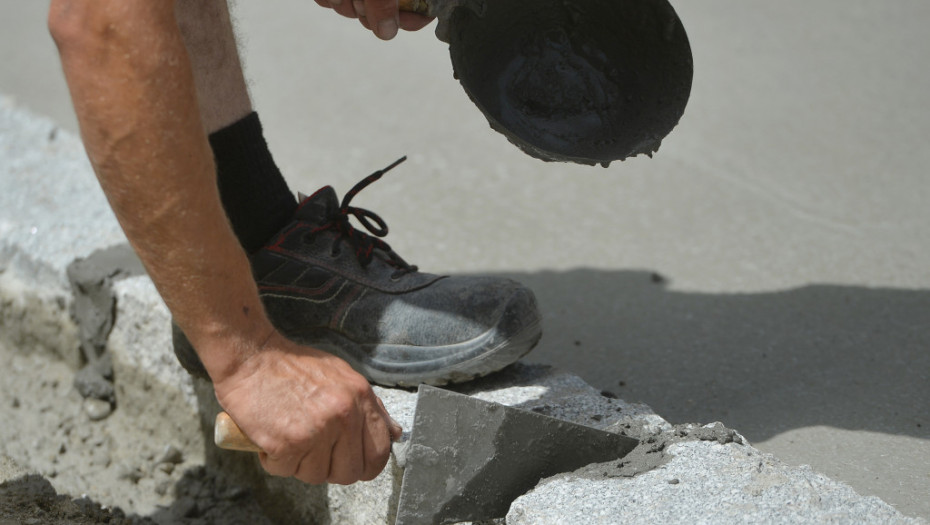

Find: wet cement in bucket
<box><xmin>446</xmin><ymin>0</ymin><xmax>693</xmax><ymax>166</ymax></box>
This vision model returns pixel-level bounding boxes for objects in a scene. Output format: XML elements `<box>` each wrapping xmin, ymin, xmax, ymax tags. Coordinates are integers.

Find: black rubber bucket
<box><xmin>444</xmin><ymin>0</ymin><xmax>693</xmax><ymax>166</ymax></box>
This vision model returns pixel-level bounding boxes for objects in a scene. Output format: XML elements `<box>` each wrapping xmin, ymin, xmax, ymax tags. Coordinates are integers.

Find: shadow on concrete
<box><xmin>488</xmin><ymin>269</ymin><xmax>929</xmax><ymax>443</ymax></box>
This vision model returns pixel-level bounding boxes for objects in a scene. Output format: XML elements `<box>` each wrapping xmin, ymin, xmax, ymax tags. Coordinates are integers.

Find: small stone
<box><xmin>11</xmin><ymin>397</ymin><xmax>20</xmax><ymax>408</ymax></box>
<box><xmin>156</xmin><ymin>444</ymin><xmax>184</xmax><ymax>465</ymax></box>
<box><xmin>83</xmin><ymin>398</ymin><xmax>113</xmax><ymax>421</ymax></box>
<box><xmin>668</xmin><ymin>478</ymin><xmax>680</xmax><ymax>484</ymax></box>
<box><xmin>157</xmin><ymin>462</ymin><xmax>175</xmax><ymax>475</ymax></box>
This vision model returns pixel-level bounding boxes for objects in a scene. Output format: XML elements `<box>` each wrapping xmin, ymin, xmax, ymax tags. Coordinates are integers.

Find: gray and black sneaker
<box><xmin>174</xmin><ymin>158</ymin><xmax>541</xmax><ymax>387</ymax></box>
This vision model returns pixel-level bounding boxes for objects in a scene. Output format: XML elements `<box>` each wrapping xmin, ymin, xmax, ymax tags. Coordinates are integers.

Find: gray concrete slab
<box><xmin>1</xmin><ymin>0</ymin><xmax>928</xmax><ymax>519</ymax></box>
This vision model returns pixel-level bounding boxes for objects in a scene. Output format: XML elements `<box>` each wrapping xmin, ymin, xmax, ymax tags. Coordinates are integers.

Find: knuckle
<box><xmin>259</xmin><ymin>454</ymin><xmax>294</xmax><ymax>478</ymax></box>
<box><xmin>349</xmin><ymin>375</ymin><xmax>373</xmax><ymax>397</ymax></box>
<box><xmin>325</xmin><ymin>398</ymin><xmax>356</xmax><ymax>427</ymax></box>
<box><xmin>261</xmin><ymin>441</ymin><xmax>292</xmax><ymax>462</ymax></box>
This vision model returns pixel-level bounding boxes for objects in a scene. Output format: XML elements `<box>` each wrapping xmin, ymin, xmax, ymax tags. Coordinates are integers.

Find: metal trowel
<box><xmin>215</xmin><ymin>385</ymin><xmax>639</xmax><ymax>524</ymax></box>
<box><xmin>398</xmin><ymin>0</ymin><xmax>693</xmax><ymax>166</ymax></box>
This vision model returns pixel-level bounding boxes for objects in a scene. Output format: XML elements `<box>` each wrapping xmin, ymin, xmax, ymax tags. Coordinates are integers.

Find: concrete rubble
<box><xmin>2</xmin><ymin>97</ymin><xmax>924</xmax><ymax>523</ymax></box>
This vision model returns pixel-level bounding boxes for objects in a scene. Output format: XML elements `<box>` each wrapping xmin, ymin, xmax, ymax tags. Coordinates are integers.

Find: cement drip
<box><xmin>66</xmin><ymin>244</ymin><xmax>145</xmax><ymax>407</ymax></box>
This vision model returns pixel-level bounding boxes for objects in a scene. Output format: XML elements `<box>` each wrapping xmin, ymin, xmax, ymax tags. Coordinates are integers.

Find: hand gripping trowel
<box><xmin>215</xmin><ymin>385</ymin><xmax>639</xmax><ymax>524</ymax></box>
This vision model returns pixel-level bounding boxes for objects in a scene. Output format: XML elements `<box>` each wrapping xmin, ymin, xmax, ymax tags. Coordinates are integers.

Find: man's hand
<box><xmin>212</xmin><ymin>332</ymin><xmax>402</xmax><ymax>484</ymax></box>
<box><xmin>313</xmin><ymin>0</ymin><xmax>433</xmax><ymax>40</ymax></box>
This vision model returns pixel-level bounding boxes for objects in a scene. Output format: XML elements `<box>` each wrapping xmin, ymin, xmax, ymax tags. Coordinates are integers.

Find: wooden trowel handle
<box><xmin>398</xmin><ymin>0</ymin><xmax>431</xmax><ymax>16</ymax></box>
<box><xmin>215</xmin><ymin>412</ymin><xmax>263</xmax><ymax>453</ymax></box>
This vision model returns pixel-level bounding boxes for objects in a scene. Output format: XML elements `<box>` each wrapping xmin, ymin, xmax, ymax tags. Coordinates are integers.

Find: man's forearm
<box><xmin>50</xmin><ymin>0</ymin><xmax>272</xmax><ymax>381</ymax></box>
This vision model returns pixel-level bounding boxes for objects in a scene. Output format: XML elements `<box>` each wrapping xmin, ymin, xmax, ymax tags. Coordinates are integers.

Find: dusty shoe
<box><xmin>174</xmin><ymin>158</ymin><xmax>541</xmax><ymax>386</ymax></box>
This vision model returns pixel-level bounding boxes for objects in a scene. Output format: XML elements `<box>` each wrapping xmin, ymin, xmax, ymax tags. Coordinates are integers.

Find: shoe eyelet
<box><xmin>330</xmin><ymin>248</ymin><xmax>341</xmax><ymax>258</ymax></box>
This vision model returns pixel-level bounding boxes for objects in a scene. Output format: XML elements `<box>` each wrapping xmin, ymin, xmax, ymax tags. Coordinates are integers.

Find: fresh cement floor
<box><xmin>2</xmin><ymin>0</ymin><xmax>928</xmax><ymax>519</ymax></box>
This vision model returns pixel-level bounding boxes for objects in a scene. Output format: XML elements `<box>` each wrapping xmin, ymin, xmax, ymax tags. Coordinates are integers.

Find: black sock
<box><xmin>209</xmin><ymin>112</ymin><xmax>298</xmax><ymax>253</ymax></box>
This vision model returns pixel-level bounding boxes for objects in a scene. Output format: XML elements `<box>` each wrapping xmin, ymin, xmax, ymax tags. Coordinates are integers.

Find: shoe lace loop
<box><xmin>313</xmin><ymin>156</ymin><xmax>418</xmax><ymax>276</ymax></box>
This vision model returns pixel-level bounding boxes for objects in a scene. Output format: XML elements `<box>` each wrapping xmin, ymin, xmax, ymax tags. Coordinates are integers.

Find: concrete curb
<box><xmin>1</xmin><ymin>97</ymin><xmax>923</xmax><ymax>524</ymax></box>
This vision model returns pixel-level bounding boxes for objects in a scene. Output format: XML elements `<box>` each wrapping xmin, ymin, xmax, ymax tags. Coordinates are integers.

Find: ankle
<box><xmin>210</xmin><ymin>112</ymin><xmax>298</xmax><ymax>253</ymax></box>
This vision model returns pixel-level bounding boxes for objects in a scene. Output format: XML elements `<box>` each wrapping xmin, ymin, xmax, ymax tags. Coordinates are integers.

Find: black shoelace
<box><xmin>312</xmin><ymin>156</ymin><xmax>418</xmax><ymax>277</ymax></box>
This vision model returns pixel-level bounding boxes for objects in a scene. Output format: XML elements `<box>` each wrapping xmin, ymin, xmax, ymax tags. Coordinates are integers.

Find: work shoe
<box><xmin>174</xmin><ymin>158</ymin><xmax>542</xmax><ymax>387</ymax></box>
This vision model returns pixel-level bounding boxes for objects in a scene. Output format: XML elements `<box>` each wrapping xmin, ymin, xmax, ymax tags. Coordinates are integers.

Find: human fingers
<box><xmin>375</xmin><ymin>396</ymin><xmax>404</xmax><ymax>441</ymax></box>
<box><xmin>258</xmin><ymin>450</ymin><xmax>298</xmax><ymax>479</ymax></box>
<box><xmin>357</xmin><ymin>7</ymin><xmax>432</xmax><ymax>35</ymax></box>
<box><xmin>398</xmin><ymin>11</ymin><xmax>433</xmax><ymax>32</ymax></box>
<box><xmin>251</xmin><ymin>414</ymin><xmax>337</xmax><ymax>483</ymax></box>
<box><xmin>360</xmin><ymin>0</ymin><xmax>400</xmax><ymax>40</ymax></box>
<box><xmin>290</xmin><ymin>436</ymin><xmax>334</xmax><ymax>485</ymax></box>
<box><xmin>357</xmin><ymin>410</ymin><xmax>393</xmax><ymax>481</ymax></box>
<box><xmin>315</xmin><ymin>0</ymin><xmax>362</xmax><ymax>20</ymax></box>
<box><xmin>332</xmin><ymin>0</ymin><xmax>362</xmax><ymax>20</ymax></box>
<box><xmin>325</xmin><ymin>409</ymin><xmax>366</xmax><ymax>485</ymax></box>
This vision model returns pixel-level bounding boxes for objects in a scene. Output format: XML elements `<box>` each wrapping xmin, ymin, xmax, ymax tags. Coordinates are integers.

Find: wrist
<box><xmin>182</xmin><ymin>307</ymin><xmax>278</xmax><ymax>385</ymax></box>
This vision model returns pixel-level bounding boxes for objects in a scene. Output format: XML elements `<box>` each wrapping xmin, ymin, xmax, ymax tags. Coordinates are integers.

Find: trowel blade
<box><xmin>394</xmin><ymin>385</ymin><xmax>638</xmax><ymax>525</ymax></box>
